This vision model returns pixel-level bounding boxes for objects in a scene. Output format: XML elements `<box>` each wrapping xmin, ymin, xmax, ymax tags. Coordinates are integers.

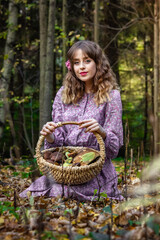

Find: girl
<box><xmin>20</xmin><ymin>40</ymin><xmax>123</xmax><ymax>201</ymax></box>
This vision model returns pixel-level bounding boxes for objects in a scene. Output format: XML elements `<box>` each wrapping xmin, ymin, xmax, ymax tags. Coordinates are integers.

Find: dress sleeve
<box><xmin>44</xmin><ymin>87</ymin><xmax>66</xmax><ymax>149</ymax></box>
<box><xmin>103</xmin><ymin>90</ymin><xmax>123</xmax><ymax>159</ymax></box>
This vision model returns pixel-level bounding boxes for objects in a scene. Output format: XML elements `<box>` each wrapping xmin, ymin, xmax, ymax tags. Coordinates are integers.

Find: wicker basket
<box><xmin>35</xmin><ymin>121</ymin><xmax>106</xmax><ymax>185</ymax></box>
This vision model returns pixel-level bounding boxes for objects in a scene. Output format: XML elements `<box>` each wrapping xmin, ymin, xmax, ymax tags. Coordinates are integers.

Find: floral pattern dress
<box><xmin>20</xmin><ymin>87</ymin><xmax>123</xmax><ymax>201</ymax></box>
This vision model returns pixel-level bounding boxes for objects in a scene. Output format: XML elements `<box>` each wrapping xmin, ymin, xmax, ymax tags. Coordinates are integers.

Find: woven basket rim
<box><xmin>36</xmin><ymin>121</ymin><xmax>106</xmax><ymax>184</ymax></box>
<box><xmin>41</xmin><ymin>145</ymin><xmax>96</xmax><ymax>153</ymax></box>
<box><xmin>38</xmin><ymin>154</ymin><xmax>102</xmax><ymax>171</ymax></box>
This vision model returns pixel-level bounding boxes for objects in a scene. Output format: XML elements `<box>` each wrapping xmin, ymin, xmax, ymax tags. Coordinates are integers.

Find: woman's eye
<box><xmin>74</xmin><ymin>62</ymin><xmax>79</xmax><ymax>65</ymax></box>
<box><xmin>85</xmin><ymin>59</ymin><xmax>91</xmax><ymax>63</ymax></box>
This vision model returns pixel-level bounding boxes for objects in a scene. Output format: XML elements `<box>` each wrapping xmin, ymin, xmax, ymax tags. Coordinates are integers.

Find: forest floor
<box><xmin>0</xmin><ymin>156</ymin><xmax>160</xmax><ymax>240</ymax></box>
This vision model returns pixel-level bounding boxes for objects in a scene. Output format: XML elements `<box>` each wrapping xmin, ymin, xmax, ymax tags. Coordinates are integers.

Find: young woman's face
<box><xmin>73</xmin><ymin>49</ymin><xmax>96</xmax><ymax>85</ymax></box>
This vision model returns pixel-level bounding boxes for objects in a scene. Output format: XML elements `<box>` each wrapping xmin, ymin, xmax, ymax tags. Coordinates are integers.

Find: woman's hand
<box><xmin>40</xmin><ymin>122</ymin><xmax>58</xmax><ymax>143</ymax></box>
<box><xmin>79</xmin><ymin>119</ymin><xmax>106</xmax><ymax>139</ymax></box>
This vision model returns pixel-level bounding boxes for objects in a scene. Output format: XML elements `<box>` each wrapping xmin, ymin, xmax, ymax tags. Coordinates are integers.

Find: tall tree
<box><xmin>62</xmin><ymin>0</ymin><xmax>67</xmax><ymax>79</ymax></box>
<box><xmin>39</xmin><ymin>0</ymin><xmax>47</xmax><ymax>131</ymax></box>
<box><xmin>0</xmin><ymin>0</ymin><xmax>20</xmax><ymax>158</ymax></box>
<box><xmin>39</xmin><ymin>0</ymin><xmax>56</xmax><ymax>130</ymax></box>
<box><xmin>143</xmin><ymin>34</ymin><xmax>148</xmax><ymax>152</ymax></box>
<box><xmin>103</xmin><ymin>0</ymin><xmax>120</xmax><ymax>84</ymax></box>
<box><xmin>94</xmin><ymin>0</ymin><xmax>99</xmax><ymax>43</ymax></box>
<box><xmin>158</xmin><ymin>0</ymin><xmax>160</xmax><ymax>153</ymax></box>
<box><xmin>153</xmin><ymin>0</ymin><xmax>159</xmax><ymax>155</ymax></box>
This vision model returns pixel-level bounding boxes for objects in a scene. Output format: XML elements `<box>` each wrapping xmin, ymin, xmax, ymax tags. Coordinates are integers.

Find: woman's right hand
<box><xmin>40</xmin><ymin>122</ymin><xmax>58</xmax><ymax>143</ymax></box>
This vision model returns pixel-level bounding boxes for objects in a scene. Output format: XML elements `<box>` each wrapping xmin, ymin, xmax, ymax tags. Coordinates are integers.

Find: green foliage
<box><xmin>3</xmin><ymin>54</ymin><xmax>8</xmax><ymax>60</ymax></box>
<box><xmin>103</xmin><ymin>206</ymin><xmax>118</xmax><ymax>217</ymax></box>
<box><xmin>103</xmin><ymin>206</ymin><xmax>111</xmax><ymax>214</ymax></box>
<box><xmin>128</xmin><ymin>219</ymin><xmax>141</xmax><ymax>226</ymax></box>
<box><xmin>91</xmin><ymin>189</ymin><xmax>98</xmax><ymax>201</ymax></box>
<box><xmin>10</xmin><ymin>95</ymin><xmax>31</xmax><ymax>104</ymax></box>
<box><xmin>146</xmin><ymin>216</ymin><xmax>160</xmax><ymax>235</ymax></box>
<box><xmin>21</xmin><ymin>172</ymin><xmax>30</xmax><ymax>178</ymax></box>
<box><xmin>116</xmin><ymin>229</ymin><xmax>128</xmax><ymax>236</ymax></box>
<box><xmin>64</xmin><ymin>208</ymin><xmax>73</xmax><ymax>216</ymax></box>
<box><xmin>100</xmin><ymin>192</ymin><xmax>108</xmax><ymax>198</ymax></box>
<box><xmin>74</xmin><ymin>235</ymin><xmax>85</xmax><ymax>240</ymax></box>
<box><xmin>81</xmin><ymin>152</ymin><xmax>95</xmax><ymax>162</ymax></box>
<box><xmin>41</xmin><ymin>231</ymin><xmax>57</xmax><ymax>240</ymax></box>
<box><xmin>29</xmin><ymin>195</ymin><xmax>34</xmax><ymax>208</ymax></box>
<box><xmin>0</xmin><ymin>31</ymin><xmax>7</xmax><ymax>39</ymax></box>
<box><xmin>12</xmin><ymin>171</ymin><xmax>20</xmax><ymax>177</ymax></box>
<box><xmin>67</xmin><ymin>32</ymin><xmax>85</xmax><ymax>46</ymax></box>
<box><xmin>89</xmin><ymin>232</ymin><xmax>110</xmax><ymax>240</ymax></box>
<box><xmin>92</xmin><ymin>189</ymin><xmax>108</xmax><ymax>201</ymax></box>
<box><xmin>0</xmin><ymin>201</ymin><xmax>20</xmax><ymax>220</ymax></box>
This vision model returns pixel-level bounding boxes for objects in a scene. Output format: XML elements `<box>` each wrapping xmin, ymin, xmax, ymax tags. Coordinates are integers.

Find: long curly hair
<box><xmin>62</xmin><ymin>40</ymin><xmax>119</xmax><ymax>106</ymax></box>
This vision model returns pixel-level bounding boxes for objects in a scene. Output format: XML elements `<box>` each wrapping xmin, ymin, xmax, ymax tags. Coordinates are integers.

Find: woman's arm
<box><xmin>79</xmin><ymin>119</ymin><xmax>106</xmax><ymax>139</ymax></box>
<box><xmin>103</xmin><ymin>90</ymin><xmax>123</xmax><ymax>159</ymax></box>
<box><xmin>40</xmin><ymin>121</ymin><xmax>58</xmax><ymax>143</ymax></box>
<box><xmin>79</xmin><ymin>90</ymin><xmax>123</xmax><ymax>159</ymax></box>
<box><xmin>42</xmin><ymin>88</ymin><xmax>67</xmax><ymax>149</ymax></box>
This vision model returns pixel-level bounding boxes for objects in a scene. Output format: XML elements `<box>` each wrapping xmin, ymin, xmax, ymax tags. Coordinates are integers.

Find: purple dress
<box><xmin>20</xmin><ymin>87</ymin><xmax>123</xmax><ymax>201</ymax></box>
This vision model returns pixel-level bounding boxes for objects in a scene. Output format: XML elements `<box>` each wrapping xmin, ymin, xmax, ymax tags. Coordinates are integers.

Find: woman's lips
<box><xmin>80</xmin><ymin>72</ymin><xmax>87</xmax><ymax>76</ymax></box>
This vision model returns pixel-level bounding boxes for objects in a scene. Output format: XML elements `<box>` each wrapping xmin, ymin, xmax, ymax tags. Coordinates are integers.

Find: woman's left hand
<box><xmin>79</xmin><ymin>119</ymin><xmax>106</xmax><ymax>139</ymax></box>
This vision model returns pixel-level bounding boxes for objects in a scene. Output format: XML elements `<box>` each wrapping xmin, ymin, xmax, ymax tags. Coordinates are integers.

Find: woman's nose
<box><xmin>79</xmin><ymin>61</ymin><xmax>85</xmax><ymax>68</ymax></box>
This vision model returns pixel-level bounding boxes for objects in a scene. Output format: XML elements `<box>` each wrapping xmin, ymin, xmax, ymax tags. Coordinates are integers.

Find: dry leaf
<box><xmin>73</xmin><ymin>149</ymin><xmax>100</xmax><ymax>166</ymax></box>
<box><xmin>115</xmin><ymin>212</ymin><xmax>128</xmax><ymax>226</ymax></box>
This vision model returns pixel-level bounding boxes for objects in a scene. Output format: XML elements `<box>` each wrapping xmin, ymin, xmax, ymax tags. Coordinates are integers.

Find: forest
<box><xmin>0</xmin><ymin>0</ymin><xmax>160</xmax><ymax>239</ymax></box>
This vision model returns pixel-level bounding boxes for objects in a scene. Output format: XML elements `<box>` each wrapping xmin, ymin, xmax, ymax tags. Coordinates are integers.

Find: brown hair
<box><xmin>62</xmin><ymin>40</ymin><xmax>119</xmax><ymax>106</ymax></box>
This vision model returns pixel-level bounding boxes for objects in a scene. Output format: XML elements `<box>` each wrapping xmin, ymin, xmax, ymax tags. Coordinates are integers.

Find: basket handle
<box><xmin>36</xmin><ymin>121</ymin><xmax>105</xmax><ymax>161</ymax></box>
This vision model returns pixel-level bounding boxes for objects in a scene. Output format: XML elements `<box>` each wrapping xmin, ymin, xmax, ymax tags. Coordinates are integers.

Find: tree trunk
<box><xmin>14</xmin><ymin>53</ymin><xmax>24</xmax><ymax>157</ymax></box>
<box><xmin>39</xmin><ymin>0</ymin><xmax>48</xmax><ymax>131</ymax></box>
<box><xmin>0</xmin><ymin>0</ymin><xmax>20</xmax><ymax>158</ymax></box>
<box><xmin>62</xmin><ymin>0</ymin><xmax>67</xmax><ymax>79</ymax></box>
<box><xmin>158</xmin><ymin>0</ymin><xmax>160</xmax><ymax>153</ymax></box>
<box><xmin>153</xmin><ymin>1</ymin><xmax>159</xmax><ymax>155</ymax></box>
<box><xmin>0</xmin><ymin>0</ymin><xmax>18</xmax><ymax>137</ymax></box>
<box><xmin>94</xmin><ymin>0</ymin><xmax>99</xmax><ymax>43</ymax></box>
<box><xmin>20</xmin><ymin>104</ymin><xmax>34</xmax><ymax>156</ymax></box>
<box><xmin>103</xmin><ymin>0</ymin><xmax>120</xmax><ymax>84</ymax></box>
<box><xmin>42</xmin><ymin>0</ymin><xmax>56</xmax><ymax>125</ymax></box>
<box><xmin>84</xmin><ymin>0</ymin><xmax>93</xmax><ymax>40</ymax></box>
<box><xmin>143</xmin><ymin>36</ymin><xmax>148</xmax><ymax>153</ymax></box>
